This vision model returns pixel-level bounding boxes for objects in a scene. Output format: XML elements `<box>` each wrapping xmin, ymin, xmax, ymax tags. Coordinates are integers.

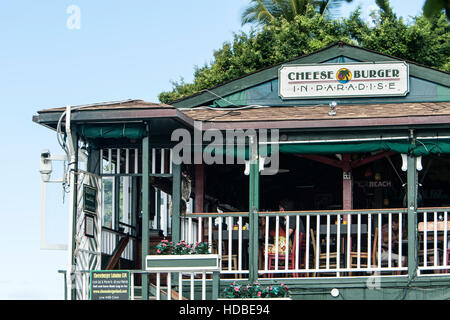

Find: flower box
<box><xmin>145</xmin><ymin>254</ymin><xmax>221</xmax><ymax>272</ymax></box>
<box><xmin>217</xmin><ymin>297</ymin><xmax>292</xmax><ymax>300</ymax></box>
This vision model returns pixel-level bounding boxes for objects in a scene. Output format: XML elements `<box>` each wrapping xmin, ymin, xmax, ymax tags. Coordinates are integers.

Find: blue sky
<box><xmin>0</xmin><ymin>0</ymin><xmax>426</xmax><ymax>299</ymax></box>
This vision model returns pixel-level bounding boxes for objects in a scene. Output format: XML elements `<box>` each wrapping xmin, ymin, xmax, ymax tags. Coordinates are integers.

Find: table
<box><xmin>317</xmin><ymin>224</ymin><xmax>369</xmax><ymax>262</ymax></box>
<box><xmin>418</xmin><ymin>221</ymin><xmax>450</xmax><ymax>232</ymax></box>
<box><xmin>319</xmin><ymin>224</ymin><xmax>368</xmax><ymax>235</ymax></box>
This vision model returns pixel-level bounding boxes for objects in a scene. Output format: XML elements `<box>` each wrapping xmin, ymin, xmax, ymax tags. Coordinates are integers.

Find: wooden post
<box><xmin>172</xmin><ymin>162</ymin><xmax>182</xmax><ymax>243</ymax></box>
<box><xmin>407</xmin><ymin>152</ymin><xmax>418</xmax><ymax>280</ymax></box>
<box><xmin>194</xmin><ymin>163</ymin><xmax>205</xmax><ymax>213</ymax></box>
<box><xmin>248</xmin><ymin>136</ymin><xmax>260</xmax><ymax>283</ymax></box>
<box><xmin>142</xmin><ymin>130</ymin><xmax>150</xmax><ymax>300</ymax></box>
<box><xmin>342</xmin><ymin>154</ymin><xmax>353</xmax><ymax>211</ymax></box>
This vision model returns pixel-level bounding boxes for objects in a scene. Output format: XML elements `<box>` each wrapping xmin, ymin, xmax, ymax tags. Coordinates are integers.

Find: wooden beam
<box><xmin>350</xmin><ymin>151</ymin><xmax>396</xmax><ymax>168</ymax></box>
<box><xmin>295</xmin><ymin>154</ymin><xmax>344</xmax><ymax>169</ymax></box>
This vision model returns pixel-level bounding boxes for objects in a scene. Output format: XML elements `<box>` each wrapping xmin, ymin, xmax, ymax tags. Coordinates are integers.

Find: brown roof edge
<box><xmin>200</xmin><ymin>114</ymin><xmax>450</xmax><ymax>131</ymax></box>
<box><xmin>36</xmin><ymin>99</ymin><xmax>175</xmax><ymax>114</ymax></box>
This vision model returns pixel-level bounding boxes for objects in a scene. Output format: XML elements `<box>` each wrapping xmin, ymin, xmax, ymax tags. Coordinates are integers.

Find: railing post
<box><xmin>248</xmin><ymin>135</ymin><xmax>260</xmax><ymax>283</ymax></box>
<box><xmin>142</xmin><ymin>128</ymin><xmax>150</xmax><ymax>300</ymax></box>
<box><xmin>407</xmin><ymin>134</ymin><xmax>418</xmax><ymax>280</ymax></box>
<box><xmin>212</xmin><ymin>271</ymin><xmax>220</xmax><ymax>300</ymax></box>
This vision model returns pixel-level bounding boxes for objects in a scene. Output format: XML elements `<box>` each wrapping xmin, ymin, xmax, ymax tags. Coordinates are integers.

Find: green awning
<box><xmin>279</xmin><ymin>139</ymin><xmax>450</xmax><ymax>156</ymax></box>
<box><xmin>77</xmin><ymin>124</ymin><xmax>147</xmax><ymax>139</ymax></box>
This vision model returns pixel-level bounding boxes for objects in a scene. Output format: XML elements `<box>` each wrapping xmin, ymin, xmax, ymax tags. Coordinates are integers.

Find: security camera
<box><xmin>40</xmin><ymin>149</ymin><xmax>52</xmax><ymax>182</ymax></box>
<box><xmin>41</xmin><ymin>150</ymin><xmax>51</xmax><ymax>158</ymax></box>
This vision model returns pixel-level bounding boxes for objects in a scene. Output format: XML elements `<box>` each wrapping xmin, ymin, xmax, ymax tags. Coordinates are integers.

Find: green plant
<box><xmin>221</xmin><ymin>282</ymin><xmax>289</xmax><ymax>299</ymax></box>
<box><xmin>193</xmin><ymin>242</ymin><xmax>210</xmax><ymax>254</ymax></box>
<box><xmin>155</xmin><ymin>239</ymin><xmax>172</xmax><ymax>255</ymax></box>
<box><xmin>154</xmin><ymin>240</ymin><xmax>210</xmax><ymax>255</ymax></box>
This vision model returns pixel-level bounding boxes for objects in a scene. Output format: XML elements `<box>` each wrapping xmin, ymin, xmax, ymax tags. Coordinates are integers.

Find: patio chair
<box><xmin>372</xmin><ymin>227</ymin><xmax>407</xmax><ymax>275</ymax></box>
<box><xmin>310</xmin><ymin>229</ymin><xmax>339</xmax><ymax>277</ymax></box>
<box><xmin>267</xmin><ymin>231</ymin><xmax>305</xmax><ymax>278</ymax></box>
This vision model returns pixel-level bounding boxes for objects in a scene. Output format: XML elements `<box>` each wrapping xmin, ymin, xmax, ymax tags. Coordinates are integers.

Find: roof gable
<box><xmin>171</xmin><ymin>42</ymin><xmax>450</xmax><ymax>109</ymax></box>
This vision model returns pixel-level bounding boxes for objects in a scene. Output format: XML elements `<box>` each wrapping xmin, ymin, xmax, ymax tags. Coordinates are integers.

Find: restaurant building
<box><xmin>33</xmin><ymin>42</ymin><xmax>450</xmax><ymax>300</ymax></box>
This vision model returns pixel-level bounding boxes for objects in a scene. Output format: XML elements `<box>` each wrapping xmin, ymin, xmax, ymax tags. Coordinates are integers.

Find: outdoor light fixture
<box><xmin>40</xmin><ymin>149</ymin><xmax>52</xmax><ymax>182</ymax></box>
<box><xmin>401</xmin><ymin>153</ymin><xmax>408</xmax><ymax>171</ymax></box>
<box><xmin>401</xmin><ymin>154</ymin><xmax>422</xmax><ymax>171</ymax></box>
<box><xmin>330</xmin><ymin>288</ymin><xmax>340</xmax><ymax>297</ymax></box>
<box><xmin>416</xmin><ymin>156</ymin><xmax>423</xmax><ymax>171</ymax></box>
<box><xmin>328</xmin><ymin>101</ymin><xmax>337</xmax><ymax>116</ymax></box>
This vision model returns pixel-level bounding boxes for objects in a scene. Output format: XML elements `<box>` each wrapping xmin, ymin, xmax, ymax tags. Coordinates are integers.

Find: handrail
<box><xmin>259</xmin><ymin>208</ymin><xmax>408</xmax><ymax>215</ymax></box>
<box><xmin>102</xmin><ymin>226</ymin><xmax>138</xmax><ymax>240</ymax></box>
<box><xmin>182</xmin><ymin>212</ymin><xmax>250</xmax><ymax>218</ymax></box>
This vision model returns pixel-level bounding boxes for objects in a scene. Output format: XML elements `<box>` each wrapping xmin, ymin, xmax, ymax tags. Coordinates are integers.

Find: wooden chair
<box><xmin>212</xmin><ymin>241</ymin><xmax>240</xmax><ymax>278</ymax></box>
<box><xmin>310</xmin><ymin>229</ymin><xmax>338</xmax><ymax>277</ymax></box>
<box><xmin>348</xmin><ymin>233</ymin><xmax>370</xmax><ymax>276</ymax></box>
<box><xmin>267</xmin><ymin>231</ymin><xmax>305</xmax><ymax>278</ymax></box>
<box><xmin>417</xmin><ymin>233</ymin><xmax>443</xmax><ymax>273</ymax></box>
<box><xmin>372</xmin><ymin>227</ymin><xmax>406</xmax><ymax>275</ymax></box>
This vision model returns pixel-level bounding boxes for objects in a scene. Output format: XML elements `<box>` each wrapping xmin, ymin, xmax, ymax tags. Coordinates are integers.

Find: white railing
<box><xmin>181</xmin><ymin>212</ymin><xmax>250</xmax><ymax>278</ymax></box>
<box><xmin>417</xmin><ymin>208</ymin><xmax>450</xmax><ymax>275</ymax></box>
<box><xmin>152</xmin><ymin>271</ymin><xmax>211</xmax><ymax>300</ymax></box>
<box><xmin>100</xmin><ymin>147</ymin><xmax>173</xmax><ymax>175</ymax></box>
<box><xmin>182</xmin><ymin>210</ymin><xmax>413</xmax><ymax>278</ymax></box>
<box><xmin>259</xmin><ymin>209</ymin><xmax>408</xmax><ymax>277</ymax></box>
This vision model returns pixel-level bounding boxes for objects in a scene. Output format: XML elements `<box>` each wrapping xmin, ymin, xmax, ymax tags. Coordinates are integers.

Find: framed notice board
<box><xmin>83</xmin><ymin>184</ymin><xmax>97</xmax><ymax>214</ymax></box>
<box><xmin>90</xmin><ymin>270</ymin><xmax>130</xmax><ymax>300</ymax></box>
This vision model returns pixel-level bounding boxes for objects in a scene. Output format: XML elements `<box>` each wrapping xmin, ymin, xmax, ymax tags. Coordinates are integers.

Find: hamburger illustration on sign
<box><xmin>278</xmin><ymin>62</ymin><xmax>409</xmax><ymax>99</ymax></box>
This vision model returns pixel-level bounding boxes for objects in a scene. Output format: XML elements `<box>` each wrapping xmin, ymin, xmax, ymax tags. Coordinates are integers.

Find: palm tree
<box><xmin>241</xmin><ymin>0</ymin><xmax>353</xmax><ymax>26</ymax></box>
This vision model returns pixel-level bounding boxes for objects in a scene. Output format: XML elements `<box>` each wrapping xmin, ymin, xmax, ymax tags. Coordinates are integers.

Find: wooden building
<box><xmin>33</xmin><ymin>42</ymin><xmax>450</xmax><ymax>300</ymax></box>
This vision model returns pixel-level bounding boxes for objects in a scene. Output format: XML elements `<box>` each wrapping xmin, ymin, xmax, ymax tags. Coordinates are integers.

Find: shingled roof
<box><xmin>181</xmin><ymin>102</ymin><xmax>450</xmax><ymax>122</ymax></box>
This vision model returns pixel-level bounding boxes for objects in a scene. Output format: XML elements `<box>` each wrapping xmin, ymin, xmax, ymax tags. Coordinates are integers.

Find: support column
<box><xmin>194</xmin><ymin>163</ymin><xmax>205</xmax><ymax>213</ymax></box>
<box><xmin>141</xmin><ymin>131</ymin><xmax>150</xmax><ymax>300</ymax></box>
<box><xmin>407</xmin><ymin>152</ymin><xmax>418</xmax><ymax>280</ymax></box>
<box><xmin>248</xmin><ymin>136</ymin><xmax>260</xmax><ymax>283</ymax></box>
<box><xmin>342</xmin><ymin>154</ymin><xmax>353</xmax><ymax>211</ymax></box>
<box><xmin>172</xmin><ymin>162</ymin><xmax>182</xmax><ymax>243</ymax></box>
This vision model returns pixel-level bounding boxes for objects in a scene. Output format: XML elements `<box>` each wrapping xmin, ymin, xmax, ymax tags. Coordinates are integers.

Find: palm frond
<box><xmin>241</xmin><ymin>0</ymin><xmax>276</xmax><ymax>25</ymax></box>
